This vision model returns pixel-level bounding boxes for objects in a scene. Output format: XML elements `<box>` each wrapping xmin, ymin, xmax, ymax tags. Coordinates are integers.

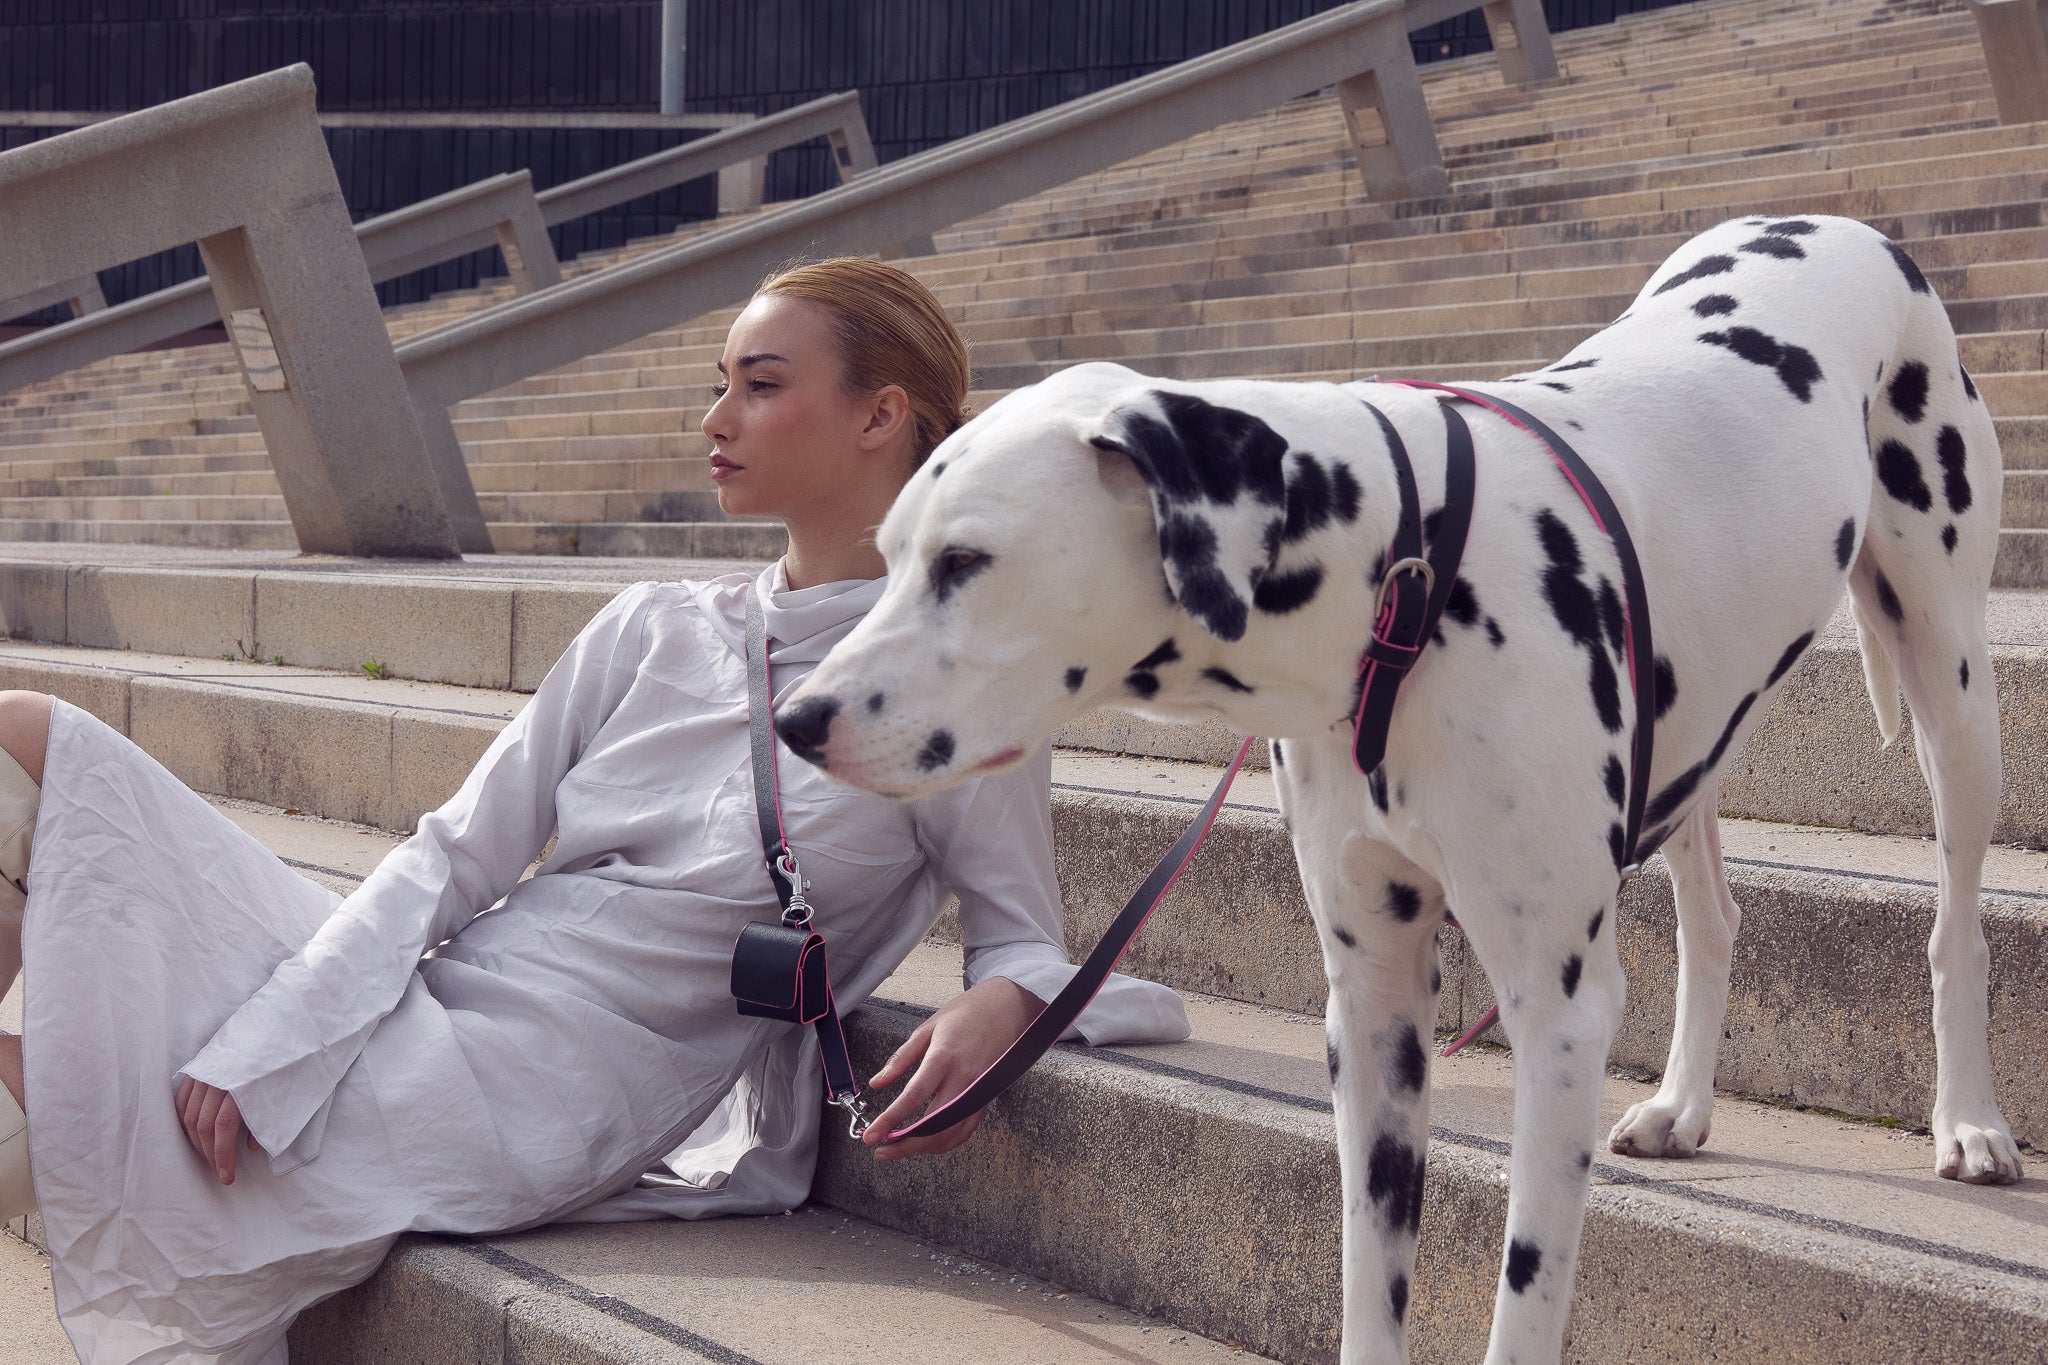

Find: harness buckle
<box><xmin>1371</xmin><ymin>556</ymin><xmax>1436</xmax><ymax>627</ymax></box>
<box><xmin>774</xmin><ymin>848</ymin><xmax>813</xmax><ymax>928</ymax></box>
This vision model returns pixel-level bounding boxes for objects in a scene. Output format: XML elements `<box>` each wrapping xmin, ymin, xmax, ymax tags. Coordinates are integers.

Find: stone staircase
<box><xmin>1</xmin><ymin>0</ymin><xmax>2046</xmax><ymax>1359</ymax></box>
<box><xmin>3</xmin><ymin>0</ymin><xmax>2048</xmax><ymax>578</ymax></box>
<box><xmin>0</xmin><ymin>538</ymin><xmax>2038</xmax><ymax>1361</ymax></box>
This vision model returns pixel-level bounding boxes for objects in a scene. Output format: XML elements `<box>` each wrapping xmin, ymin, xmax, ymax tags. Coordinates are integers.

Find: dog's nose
<box><xmin>775</xmin><ymin>696</ymin><xmax>840</xmax><ymax>767</ymax></box>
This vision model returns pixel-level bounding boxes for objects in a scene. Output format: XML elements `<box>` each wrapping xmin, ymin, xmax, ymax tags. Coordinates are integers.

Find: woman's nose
<box><xmin>702</xmin><ymin>389</ymin><xmax>732</xmax><ymax>441</ymax></box>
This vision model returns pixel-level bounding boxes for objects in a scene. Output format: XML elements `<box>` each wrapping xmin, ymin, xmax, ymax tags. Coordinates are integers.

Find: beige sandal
<box><xmin>0</xmin><ymin>1081</ymin><xmax>27</xmax><ymax>1222</ymax></box>
<box><xmin>0</xmin><ymin>743</ymin><xmax>35</xmax><ymax>998</ymax></box>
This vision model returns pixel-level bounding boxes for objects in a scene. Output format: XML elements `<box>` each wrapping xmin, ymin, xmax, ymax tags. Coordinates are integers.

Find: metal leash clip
<box><xmin>774</xmin><ymin>848</ymin><xmax>813</xmax><ymax>929</ymax></box>
<box><xmin>830</xmin><ymin>1089</ymin><xmax>875</xmax><ymax>1140</ymax></box>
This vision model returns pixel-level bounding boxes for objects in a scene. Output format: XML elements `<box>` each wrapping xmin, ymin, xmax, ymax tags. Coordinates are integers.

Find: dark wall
<box><xmin>0</xmin><ymin>0</ymin><xmax>1702</xmax><ymax>321</ymax></box>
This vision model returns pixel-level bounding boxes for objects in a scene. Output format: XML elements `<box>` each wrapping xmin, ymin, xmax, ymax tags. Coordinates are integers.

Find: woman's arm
<box><xmin>861</xmin><ymin>745</ymin><xmax>1190</xmax><ymax>1158</ymax></box>
<box><xmin>175</xmin><ymin>583</ymin><xmax>657</xmax><ymax>1171</ymax></box>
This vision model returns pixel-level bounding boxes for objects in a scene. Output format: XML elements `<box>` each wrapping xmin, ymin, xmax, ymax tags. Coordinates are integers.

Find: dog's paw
<box><xmin>1607</xmin><ymin>1096</ymin><xmax>1712</xmax><ymax>1159</ymax></box>
<box><xmin>1935</xmin><ymin>1116</ymin><xmax>2025</xmax><ymax>1185</ymax></box>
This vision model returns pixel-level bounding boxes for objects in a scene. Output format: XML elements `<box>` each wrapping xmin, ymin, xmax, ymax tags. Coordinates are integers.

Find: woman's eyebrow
<box><xmin>716</xmin><ymin>353</ymin><xmax>791</xmax><ymax>374</ymax></box>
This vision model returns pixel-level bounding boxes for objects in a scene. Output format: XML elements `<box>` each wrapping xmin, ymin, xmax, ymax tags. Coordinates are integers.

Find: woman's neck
<box><xmin>780</xmin><ymin>505</ymin><xmax>890</xmax><ymax>590</ymax></box>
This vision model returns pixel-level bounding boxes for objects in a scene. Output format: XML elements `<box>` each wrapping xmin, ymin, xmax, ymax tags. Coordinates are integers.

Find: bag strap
<box><xmin>742</xmin><ymin>585</ymin><xmax>874</xmax><ymax>1136</ymax></box>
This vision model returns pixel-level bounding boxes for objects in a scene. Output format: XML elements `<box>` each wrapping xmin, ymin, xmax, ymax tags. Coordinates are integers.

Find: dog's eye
<box><xmin>929</xmin><ymin>547</ymin><xmax>993</xmax><ymax>602</ymax></box>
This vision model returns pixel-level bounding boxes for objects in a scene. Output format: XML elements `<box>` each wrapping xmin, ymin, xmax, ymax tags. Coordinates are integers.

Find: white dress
<box><xmin>20</xmin><ymin>563</ymin><xmax>1190</xmax><ymax>1365</ymax></box>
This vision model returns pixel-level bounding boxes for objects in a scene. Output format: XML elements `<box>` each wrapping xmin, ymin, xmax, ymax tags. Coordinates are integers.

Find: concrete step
<box><xmin>0</xmin><ymin>571</ymin><xmax>2037</xmax><ymax>1142</ymax></box>
<box><xmin>827</xmin><ymin>946</ymin><xmax>2048</xmax><ymax>1365</ymax></box>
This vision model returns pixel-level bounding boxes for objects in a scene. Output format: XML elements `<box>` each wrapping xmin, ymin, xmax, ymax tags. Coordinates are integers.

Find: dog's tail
<box><xmin>1849</xmin><ymin>597</ymin><xmax>1903</xmax><ymax>748</ymax></box>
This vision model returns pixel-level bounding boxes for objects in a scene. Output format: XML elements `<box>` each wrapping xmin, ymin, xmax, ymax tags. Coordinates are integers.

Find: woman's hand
<box><xmin>174</xmin><ymin>1076</ymin><xmax>260</xmax><ymax>1185</ymax></box>
<box><xmin>861</xmin><ymin>976</ymin><xmax>1043</xmax><ymax>1162</ymax></box>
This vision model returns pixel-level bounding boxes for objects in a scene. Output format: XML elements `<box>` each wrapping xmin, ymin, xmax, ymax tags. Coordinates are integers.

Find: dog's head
<box><xmin>776</xmin><ymin>362</ymin><xmax>1366</xmax><ymax>797</ymax></box>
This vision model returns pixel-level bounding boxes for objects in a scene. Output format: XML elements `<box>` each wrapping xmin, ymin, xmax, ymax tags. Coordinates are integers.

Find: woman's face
<box><xmin>701</xmin><ymin>293</ymin><xmax>898</xmax><ymax>520</ymax></box>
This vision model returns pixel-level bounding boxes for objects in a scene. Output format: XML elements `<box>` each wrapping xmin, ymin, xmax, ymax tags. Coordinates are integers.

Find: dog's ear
<box><xmin>1089</xmin><ymin>389</ymin><xmax>1289</xmax><ymax>642</ymax></box>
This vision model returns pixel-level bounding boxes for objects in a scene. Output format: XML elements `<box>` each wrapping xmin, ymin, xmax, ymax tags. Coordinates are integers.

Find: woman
<box><xmin>0</xmin><ymin>257</ymin><xmax>1189</xmax><ymax>1364</ymax></box>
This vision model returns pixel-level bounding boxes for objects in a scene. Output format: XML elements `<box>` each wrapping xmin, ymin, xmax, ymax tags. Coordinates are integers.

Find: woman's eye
<box><xmin>749</xmin><ymin>379</ymin><xmax>777</xmax><ymax>393</ymax></box>
<box><xmin>710</xmin><ymin>383</ymin><xmax>728</xmax><ymax>399</ymax></box>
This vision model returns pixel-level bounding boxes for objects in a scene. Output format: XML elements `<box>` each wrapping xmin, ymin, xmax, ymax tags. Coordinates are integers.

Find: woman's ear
<box><xmin>857</xmin><ymin>384</ymin><xmax>914</xmax><ymax>452</ymax></box>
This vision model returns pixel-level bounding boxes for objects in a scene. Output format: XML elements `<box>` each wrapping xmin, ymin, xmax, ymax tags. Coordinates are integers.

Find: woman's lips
<box><xmin>709</xmin><ymin>454</ymin><xmax>742</xmax><ymax>481</ymax></box>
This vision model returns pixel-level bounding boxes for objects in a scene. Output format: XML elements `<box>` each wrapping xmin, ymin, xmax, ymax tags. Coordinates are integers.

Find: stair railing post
<box><xmin>1968</xmin><ymin>0</ymin><xmax>2048</xmax><ymax>125</ymax></box>
<box><xmin>1337</xmin><ymin>16</ymin><xmax>1451</xmax><ymax>201</ymax></box>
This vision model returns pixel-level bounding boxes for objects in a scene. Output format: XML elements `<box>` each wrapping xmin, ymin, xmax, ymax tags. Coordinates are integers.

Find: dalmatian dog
<box><xmin>775</xmin><ymin>214</ymin><xmax>2023</xmax><ymax>1362</ymax></box>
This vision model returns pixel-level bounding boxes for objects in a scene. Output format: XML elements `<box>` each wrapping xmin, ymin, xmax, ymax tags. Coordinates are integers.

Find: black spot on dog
<box><xmin>1099</xmin><ymin>391</ymin><xmax>1289</xmax><ymax>508</ymax></box>
<box><xmin>1386</xmin><ymin>882</ymin><xmax>1422</xmax><ymax>922</ymax></box>
<box><xmin>1942</xmin><ymin>524</ymin><xmax>1957</xmax><ymax>554</ymax></box>
<box><xmin>1767</xmin><ymin>631</ymin><xmax>1814</xmax><ymax>688</ymax></box>
<box><xmin>1597</xmin><ymin>578</ymin><xmax>1625</xmax><ymax>657</ymax></box>
<box><xmin>1936</xmin><ymin>426</ymin><xmax>1971</xmax><ymax>514</ymax></box>
<box><xmin>1740</xmin><ymin>233</ymin><xmax>1806</xmax><ymax>260</ymax></box>
<box><xmin>1603</xmin><ymin>755</ymin><xmax>1626</xmax><ymax>808</ymax></box>
<box><xmin>1644</xmin><ymin>690</ymin><xmax>1759</xmax><ymax>827</ymax></box>
<box><xmin>1124</xmin><ymin>671</ymin><xmax>1160</xmax><ymax>700</ymax></box>
<box><xmin>1156</xmin><ymin>512</ymin><xmax>1249</xmax><ymax>640</ymax></box>
<box><xmin>1327</xmin><ymin>1038</ymin><xmax>1340</xmax><ymax>1081</ymax></box>
<box><xmin>1485</xmin><ymin>617</ymin><xmax>1506</xmax><ymax>648</ymax></box>
<box><xmin>1960</xmin><ymin>658</ymin><xmax>1970</xmax><ymax>691</ymax></box>
<box><xmin>1331</xmin><ymin>462</ymin><xmax>1363</xmax><ymax>522</ymax></box>
<box><xmin>1333</xmin><ymin>925</ymin><xmax>1358</xmax><ymax>948</ymax></box>
<box><xmin>1874</xmin><ymin>439</ymin><xmax>1932</xmax><ymax>512</ymax></box>
<box><xmin>1368</xmin><ymin>770</ymin><xmax>1390</xmax><ymax>814</ymax></box>
<box><xmin>1506</xmin><ymin>1240</ymin><xmax>1543</xmax><ymax>1292</ymax></box>
<box><xmin>1390</xmin><ymin>1275</ymin><xmax>1409</xmax><ymax>1325</ymax></box>
<box><xmin>775</xmin><ymin>696</ymin><xmax>840</xmax><ymax>768</ymax></box>
<box><xmin>1886</xmin><ymin>240</ymin><xmax>1930</xmax><ymax>294</ymax></box>
<box><xmin>1836</xmin><ymin>518</ymin><xmax>1857</xmax><ymax>570</ymax></box>
<box><xmin>1431</xmin><ymin>964</ymin><xmax>1442</xmax><ymax>995</ymax></box>
<box><xmin>1270</xmin><ymin>739</ymin><xmax>1284</xmax><ymax>767</ymax></box>
<box><xmin>915</xmin><ymin>729</ymin><xmax>955</xmax><ymax>773</ymax></box>
<box><xmin>1698</xmin><ymin>327</ymin><xmax>1822</xmax><ymax>402</ymax></box>
<box><xmin>1874</xmin><ymin>570</ymin><xmax>1904</xmax><ymax>623</ymax></box>
<box><xmin>1535</xmin><ymin>510</ymin><xmax>1624</xmax><ymax>734</ymax></box>
<box><xmin>928</xmin><ymin>461</ymin><xmax>946</xmax><ymax>479</ymax></box>
<box><xmin>1578</xmin><ymin>1150</ymin><xmax>1594</xmax><ymax>1172</ymax></box>
<box><xmin>1385</xmin><ymin>1024</ymin><xmax>1427</xmax><ymax>1094</ymax></box>
<box><xmin>1588</xmin><ymin>909</ymin><xmax>1605</xmax><ymax>941</ymax></box>
<box><xmin>1133</xmin><ymin>639</ymin><xmax>1180</xmax><ymax>671</ymax></box>
<box><xmin>1281</xmin><ymin>452</ymin><xmax>1336</xmax><ymax>542</ymax></box>
<box><xmin>1692</xmin><ymin>293</ymin><xmax>1738</xmax><ymax>318</ymax></box>
<box><xmin>1368</xmin><ymin>1134</ymin><xmax>1426</xmax><ymax>1234</ymax></box>
<box><xmin>1064</xmin><ymin>666</ymin><xmax>1087</xmax><ymax>693</ymax></box>
<box><xmin>865</xmin><ymin>691</ymin><xmax>886</xmax><ymax>715</ymax></box>
<box><xmin>1654</xmin><ymin>654</ymin><xmax>1678</xmax><ymax>720</ymax></box>
<box><xmin>1254</xmin><ymin>563</ymin><xmax>1324</xmax><ymax>614</ymax></box>
<box><xmin>1562</xmin><ymin>954</ymin><xmax>1583</xmax><ymax>998</ymax></box>
<box><xmin>1549</xmin><ymin>358</ymin><xmax>1599</xmax><ymax>373</ymax></box>
<box><xmin>1566</xmin><ymin>419</ymin><xmax>1584</xmax><ymax>431</ymax></box>
<box><xmin>1763</xmin><ymin>219</ymin><xmax>1819</xmax><ymax>236</ymax></box>
<box><xmin>1961</xmin><ymin>365</ymin><xmax>1977</xmax><ymax>402</ymax></box>
<box><xmin>1653</xmin><ymin>253</ymin><xmax>1737</xmax><ymax>296</ymax></box>
<box><xmin>1608</xmin><ymin>823</ymin><xmax>1627</xmax><ymax>870</ymax></box>
<box><xmin>1540</xmin><ymin>381</ymin><xmax>1573</xmax><ymax>393</ymax></box>
<box><xmin>1888</xmin><ymin>361</ymin><xmax>1929</xmax><ymax>424</ymax></box>
<box><xmin>1202</xmin><ymin>666</ymin><xmax>1255</xmax><ymax>693</ymax></box>
<box><xmin>1445</xmin><ymin>578</ymin><xmax>1481</xmax><ymax>627</ymax></box>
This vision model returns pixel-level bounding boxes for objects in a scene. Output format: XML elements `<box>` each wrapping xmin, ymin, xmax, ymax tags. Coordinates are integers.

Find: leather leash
<box><xmin>731</xmin><ymin>586</ymin><xmax>877</xmax><ymax>1138</ymax></box>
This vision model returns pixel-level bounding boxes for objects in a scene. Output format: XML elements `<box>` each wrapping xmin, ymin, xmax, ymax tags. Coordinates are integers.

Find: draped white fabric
<box><xmin>21</xmin><ymin>564</ymin><xmax>1188</xmax><ymax>1363</ymax></box>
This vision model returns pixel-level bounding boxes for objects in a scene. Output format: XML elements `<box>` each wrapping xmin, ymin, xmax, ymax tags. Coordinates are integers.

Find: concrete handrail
<box><xmin>0</xmin><ymin>65</ymin><xmax>463</xmax><ymax>557</ymax></box>
<box><xmin>0</xmin><ymin>90</ymin><xmax>878</xmax><ymax>407</ymax></box>
<box><xmin>1968</xmin><ymin>0</ymin><xmax>2048</xmax><ymax>124</ymax></box>
<box><xmin>1403</xmin><ymin>0</ymin><xmax>1557</xmax><ymax>84</ymax></box>
<box><xmin>0</xmin><ymin>170</ymin><xmax>557</xmax><ymax>399</ymax></box>
<box><xmin>0</xmin><ymin>274</ymin><xmax>106</xmax><ymax>325</ymax></box>
<box><xmin>535</xmin><ymin>90</ymin><xmax>877</xmax><ymax>225</ymax></box>
<box><xmin>398</xmin><ymin>0</ymin><xmax>1442</xmax><ymax>419</ymax></box>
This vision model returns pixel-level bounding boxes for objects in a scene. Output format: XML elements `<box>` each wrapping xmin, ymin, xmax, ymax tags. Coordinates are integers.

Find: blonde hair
<box><xmin>757</xmin><ymin>257</ymin><xmax>970</xmax><ymax>463</ymax></box>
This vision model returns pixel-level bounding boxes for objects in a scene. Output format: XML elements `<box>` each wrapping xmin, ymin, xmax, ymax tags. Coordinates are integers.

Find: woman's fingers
<box><xmin>174</xmin><ymin>1079</ymin><xmax>248</xmax><ymax>1185</ymax></box>
<box><xmin>212</xmin><ymin>1092</ymin><xmax>243</xmax><ymax>1185</ymax></box>
<box><xmin>862</xmin><ymin>1042</ymin><xmax>953</xmax><ymax>1147</ymax></box>
<box><xmin>867</xmin><ymin>1018</ymin><xmax>934</xmax><ymax>1091</ymax></box>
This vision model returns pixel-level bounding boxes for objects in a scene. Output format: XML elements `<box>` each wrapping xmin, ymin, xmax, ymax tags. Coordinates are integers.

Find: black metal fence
<box><xmin>0</xmin><ymin>0</ymin><xmax>1701</xmax><ymax>322</ymax></box>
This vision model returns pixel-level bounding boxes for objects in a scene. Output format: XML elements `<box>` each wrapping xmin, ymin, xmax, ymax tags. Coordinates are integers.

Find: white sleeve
<box><xmin>915</xmin><ymin>745</ymin><xmax>1190</xmax><ymax>1047</ymax></box>
<box><xmin>178</xmin><ymin>582</ymin><xmax>657</xmax><ymax>1158</ymax></box>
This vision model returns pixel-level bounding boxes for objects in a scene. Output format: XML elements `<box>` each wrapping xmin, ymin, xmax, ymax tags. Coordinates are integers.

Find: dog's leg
<box><xmin>1848</xmin><ymin>560</ymin><xmax>2022</xmax><ymax>1184</ymax></box>
<box><xmin>1280</xmin><ymin>746</ymin><xmax>1443</xmax><ymax>1365</ymax></box>
<box><xmin>1451</xmin><ymin>873</ymin><xmax>1625</xmax><ymax>1365</ymax></box>
<box><xmin>1608</xmin><ymin>794</ymin><xmax>1739</xmax><ymax>1157</ymax></box>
